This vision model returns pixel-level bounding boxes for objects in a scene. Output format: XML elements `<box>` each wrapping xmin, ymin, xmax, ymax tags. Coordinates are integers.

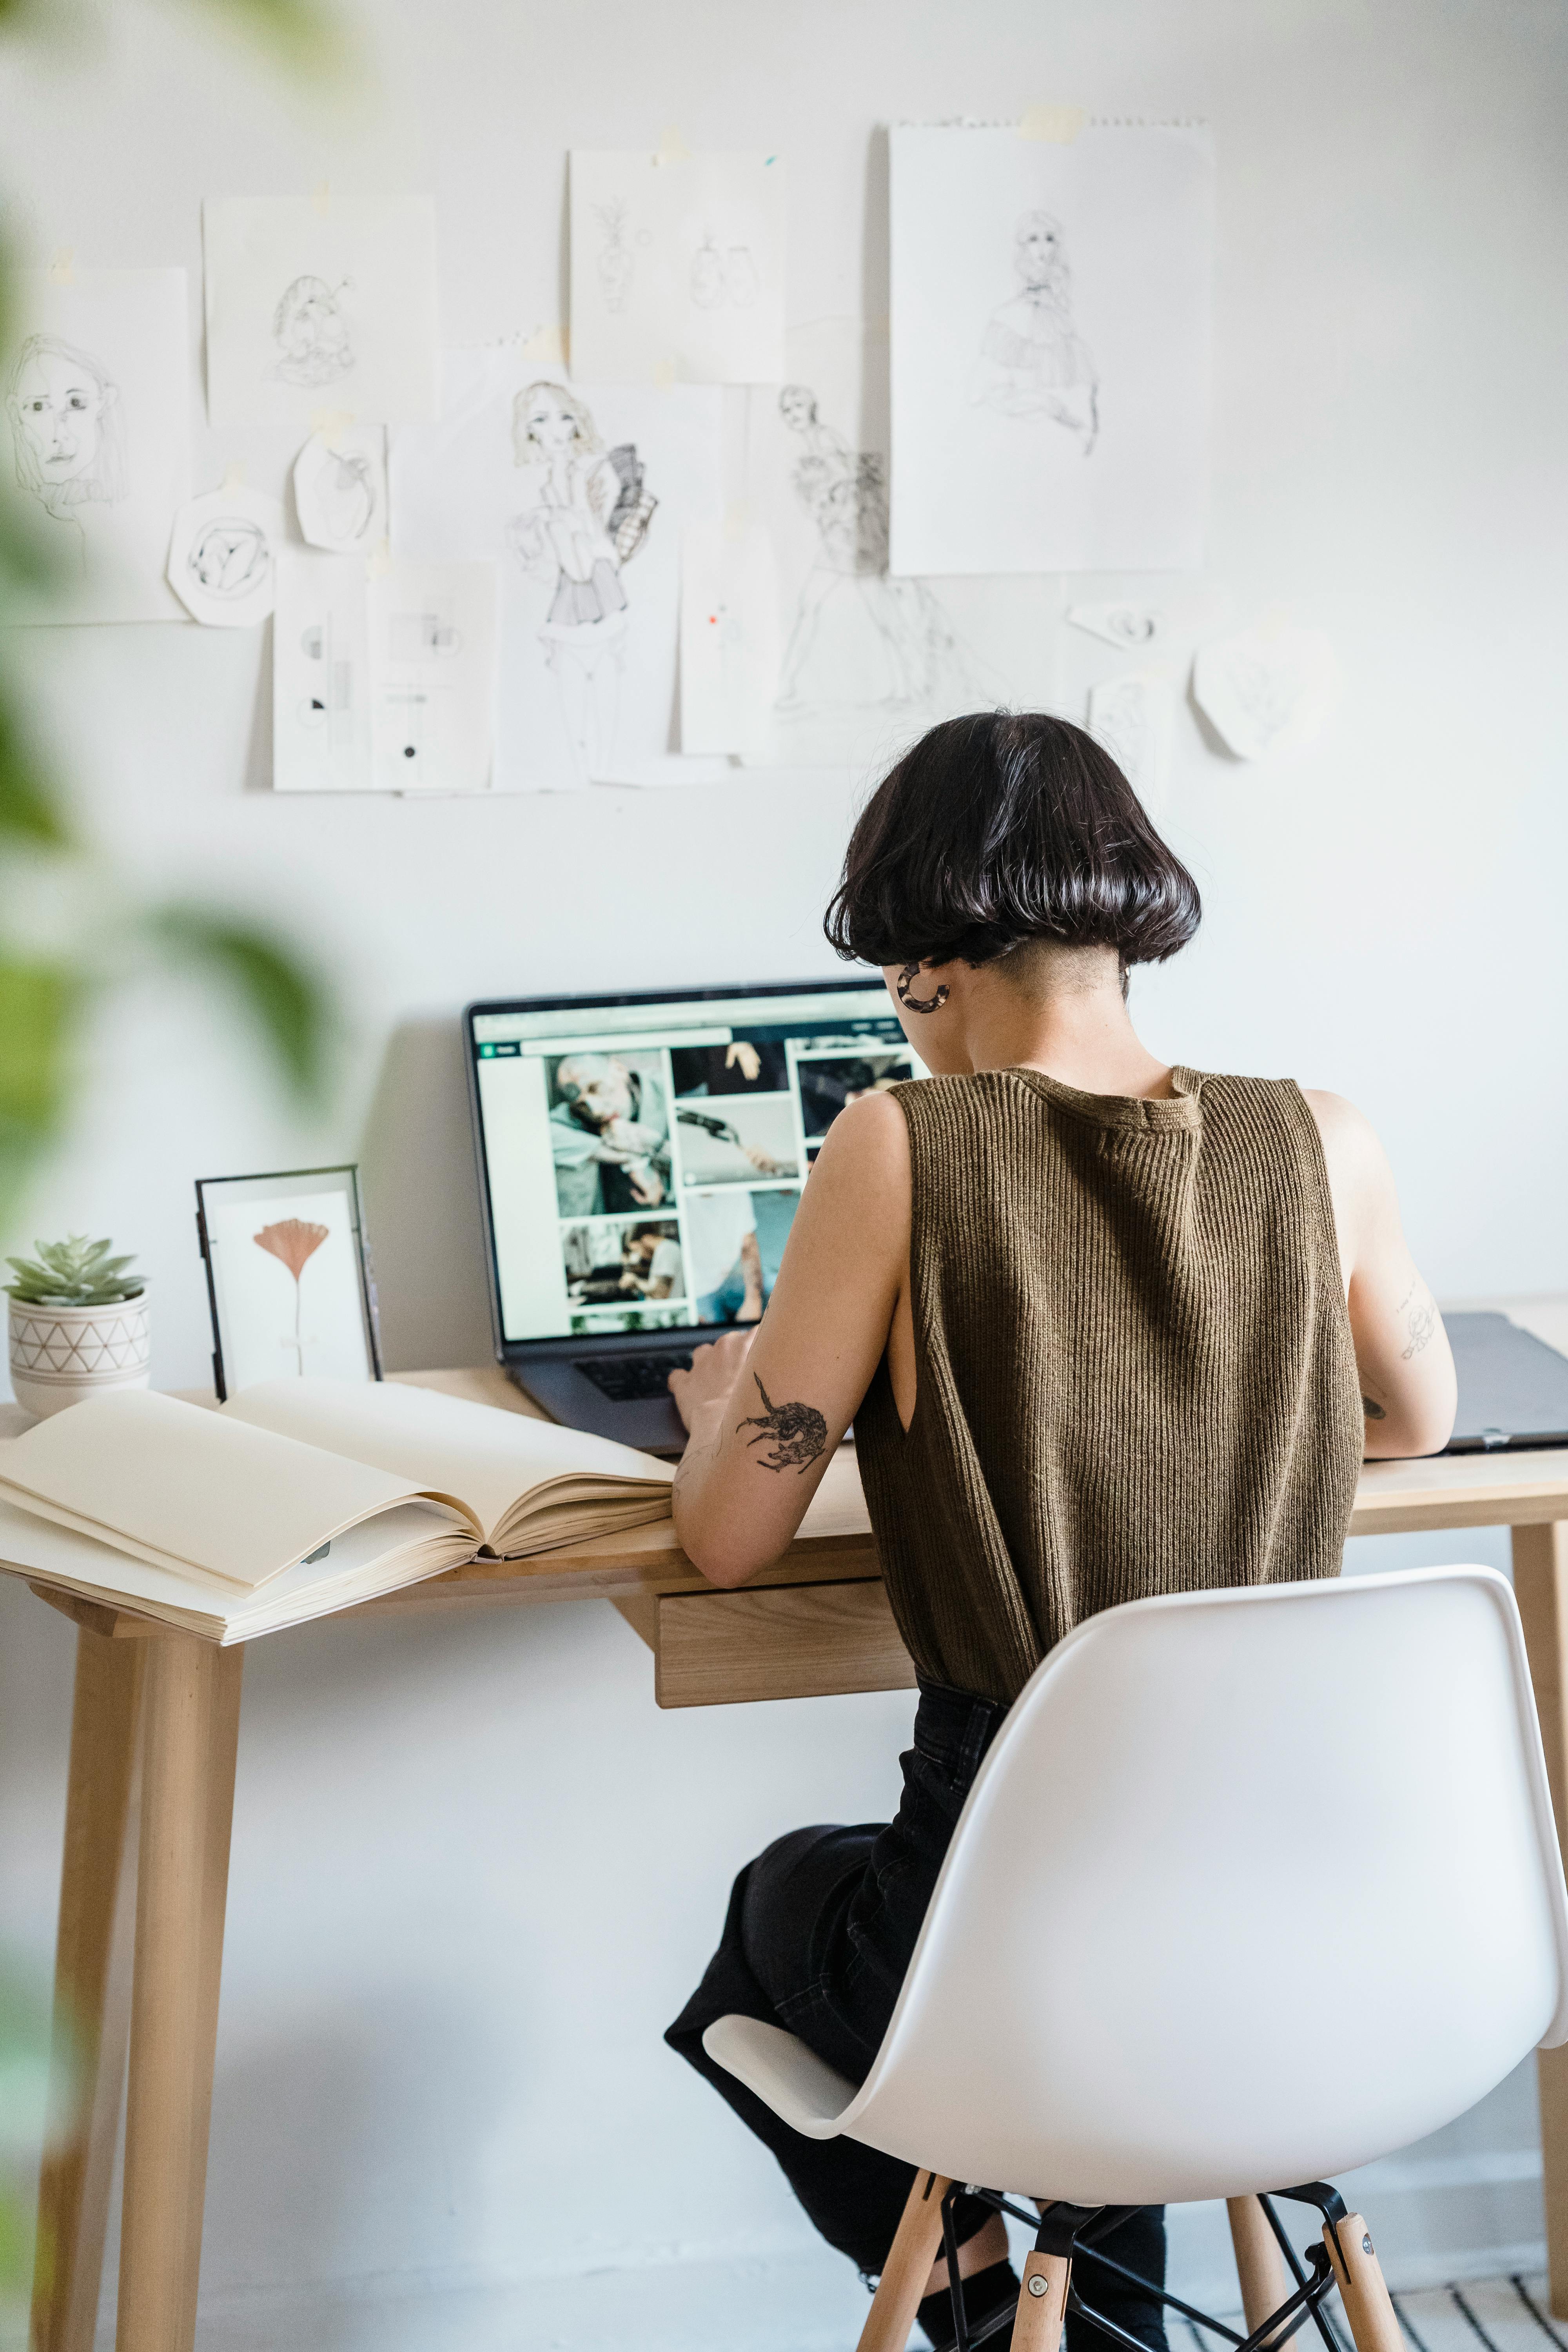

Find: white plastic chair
<box><xmin>703</xmin><ymin>1567</ymin><xmax>1568</xmax><ymax>2352</ymax></box>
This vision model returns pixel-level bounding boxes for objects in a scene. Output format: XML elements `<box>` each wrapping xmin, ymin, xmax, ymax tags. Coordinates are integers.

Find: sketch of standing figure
<box><xmin>5</xmin><ymin>334</ymin><xmax>125</xmax><ymax>561</ymax></box>
<box><xmin>507</xmin><ymin>380</ymin><xmax>657</xmax><ymax>784</ymax></box>
<box><xmin>774</xmin><ymin>383</ymin><xmax>979</xmax><ymax>716</ymax></box>
<box><xmin>972</xmin><ymin>211</ymin><xmax>1099</xmax><ymax>452</ymax></box>
<box><xmin>270</xmin><ymin>276</ymin><xmax>354</xmax><ymax>389</ymax></box>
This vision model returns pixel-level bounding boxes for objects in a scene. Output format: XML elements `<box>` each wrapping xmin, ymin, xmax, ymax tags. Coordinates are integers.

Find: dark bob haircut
<box><xmin>823</xmin><ymin>711</ymin><xmax>1201</xmax><ymax>972</ymax></box>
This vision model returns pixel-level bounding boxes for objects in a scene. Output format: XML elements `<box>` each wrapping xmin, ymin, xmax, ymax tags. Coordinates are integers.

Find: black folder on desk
<box><xmin>1445</xmin><ymin>1313</ymin><xmax>1568</xmax><ymax>1454</ymax></box>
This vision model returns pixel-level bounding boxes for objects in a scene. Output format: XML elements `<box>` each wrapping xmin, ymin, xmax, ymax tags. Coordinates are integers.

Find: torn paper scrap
<box><xmin>167</xmin><ymin>483</ymin><xmax>285</xmax><ymax>626</ymax></box>
<box><xmin>203</xmin><ymin>196</ymin><xmax>438</xmax><ymax>428</ymax></box>
<box><xmin>1192</xmin><ymin>625</ymin><xmax>1341</xmax><ymax>760</ymax></box>
<box><xmin>570</xmin><ymin>150</ymin><xmax>786</xmax><ymax>384</ymax></box>
<box><xmin>293</xmin><ymin>423</ymin><xmax>388</xmax><ymax>552</ymax></box>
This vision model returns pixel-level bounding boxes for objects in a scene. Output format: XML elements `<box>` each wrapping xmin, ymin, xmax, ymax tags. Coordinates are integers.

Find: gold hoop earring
<box><xmin>897</xmin><ymin>961</ymin><xmax>950</xmax><ymax>1016</ymax></box>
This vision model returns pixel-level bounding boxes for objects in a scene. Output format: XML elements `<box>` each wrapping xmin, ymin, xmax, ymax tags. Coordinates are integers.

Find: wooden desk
<box><xmin>16</xmin><ymin>1364</ymin><xmax>1568</xmax><ymax>2347</ymax></box>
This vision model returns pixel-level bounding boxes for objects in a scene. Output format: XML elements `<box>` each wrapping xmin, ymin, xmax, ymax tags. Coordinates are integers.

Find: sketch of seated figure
<box><xmin>972</xmin><ymin>210</ymin><xmax>1099</xmax><ymax>452</ymax></box>
<box><xmin>506</xmin><ymin>379</ymin><xmax>657</xmax><ymax>786</ymax></box>
<box><xmin>270</xmin><ymin>276</ymin><xmax>354</xmax><ymax>390</ymax></box>
<box><xmin>774</xmin><ymin>383</ymin><xmax>980</xmax><ymax>718</ymax></box>
<box><xmin>5</xmin><ymin>334</ymin><xmax>125</xmax><ymax>564</ymax></box>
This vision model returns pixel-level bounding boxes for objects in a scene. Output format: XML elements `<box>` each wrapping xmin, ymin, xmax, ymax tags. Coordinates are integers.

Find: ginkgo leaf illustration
<box><xmin>253</xmin><ymin>1218</ymin><xmax>329</xmax><ymax>1277</ymax></box>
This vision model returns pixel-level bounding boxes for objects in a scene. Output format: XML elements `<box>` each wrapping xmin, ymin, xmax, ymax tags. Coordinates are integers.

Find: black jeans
<box><xmin>666</xmin><ymin>1680</ymin><xmax>1167</xmax><ymax>2348</ymax></box>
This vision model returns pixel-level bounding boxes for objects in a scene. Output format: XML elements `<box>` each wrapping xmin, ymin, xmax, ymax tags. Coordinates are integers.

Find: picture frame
<box><xmin>195</xmin><ymin>1164</ymin><xmax>383</xmax><ymax>1403</ymax></box>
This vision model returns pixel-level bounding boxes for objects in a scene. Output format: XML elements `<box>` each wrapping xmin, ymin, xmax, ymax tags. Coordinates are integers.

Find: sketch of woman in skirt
<box><xmin>506</xmin><ymin>380</ymin><xmax>656</xmax><ymax>783</ymax></box>
<box><xmin>971</xmin><ymin>211</ymin><xmax>1099</xmax><ymax>453</ymax></box>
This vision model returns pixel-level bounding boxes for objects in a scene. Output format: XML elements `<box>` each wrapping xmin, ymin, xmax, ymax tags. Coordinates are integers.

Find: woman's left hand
<box><xmin>669</xmin><ymin>1328</ymin><xmax>756</xmax><ymax>1430</ymax></box>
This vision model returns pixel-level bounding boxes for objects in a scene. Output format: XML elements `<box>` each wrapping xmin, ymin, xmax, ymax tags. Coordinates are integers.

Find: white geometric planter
<box><xmin>8</xmin><ymin>1294</ymin><xmax>152</xmax><ymax>1419</ymax></box>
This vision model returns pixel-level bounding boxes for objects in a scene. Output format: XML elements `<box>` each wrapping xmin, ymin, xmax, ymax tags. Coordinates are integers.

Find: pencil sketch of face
<box><xmin>189</xmin><ymin>515</ymin><xmax>271</xmax><ymax>599</ymax></box>
<box><xmin>270</xmin><ymin>276</ymin><xmax>354</xmax><ymax>390</ymax></box>
<box><xmin>1016</xmin><ymin>212</ymin><xmax>1067</xmax><ymax>286</ymax></box>
<box><xmin>5</xmin><ymin>335</ymin><xmax>125</xmax><ymax>516</ymax></box>
<box><xmin>778</xmin><ymin>385</ymin><xmax>817</xmax><ymax>434</ymax></box>
<box><xmin>514</xmin><ymin>381</ymin><xmax>599</xmax><ymax>461</ymax></box>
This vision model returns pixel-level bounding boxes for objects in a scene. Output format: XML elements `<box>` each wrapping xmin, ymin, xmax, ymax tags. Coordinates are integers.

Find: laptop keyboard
<box><xmin>576</xmin><ymin>1350</ymin><xmax>693</xmax><ymax>1403</ymax></box>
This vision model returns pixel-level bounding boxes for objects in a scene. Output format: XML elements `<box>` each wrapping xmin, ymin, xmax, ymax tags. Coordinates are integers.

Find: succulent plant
<box><xmin>4</xmin><ymin>1235</ymin><xmax>145</xmax><ymax>1307</ymax></box>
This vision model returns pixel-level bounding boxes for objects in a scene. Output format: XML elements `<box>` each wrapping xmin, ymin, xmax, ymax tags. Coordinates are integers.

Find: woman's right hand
<box><xmin>669</xmin><ymin>1329</ymin><xmax>756</xmax><ymax>1432</ymax></box>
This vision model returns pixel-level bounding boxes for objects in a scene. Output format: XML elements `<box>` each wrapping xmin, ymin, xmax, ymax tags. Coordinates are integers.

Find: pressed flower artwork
<box><xmin>253</xmin><ymin>1217</ymin><xmax>331</xmax><ymax>1374</ymax></box>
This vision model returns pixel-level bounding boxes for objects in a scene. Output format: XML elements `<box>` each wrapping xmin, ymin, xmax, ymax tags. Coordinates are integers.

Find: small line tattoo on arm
<box><xmin>1362</xmin><ymin>1395</ymin><xmax>1387</xmax><ymax>1421</ymax></box>
<box><xmin>1401</xmin><ymin>1298</ymin><xmax>1437</xmax><ymax>1359</ymax></box>
<box><xmin>736</xmin><ymin>1374</ymin><xmax>828</xmax><ymax>1474</ymax></box>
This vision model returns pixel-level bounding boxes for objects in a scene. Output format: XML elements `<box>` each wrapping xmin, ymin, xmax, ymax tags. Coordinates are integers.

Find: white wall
<box><xmin>0</xmin><ymin>0</ymin><xmax>1566</xmax><ymax>2342</ymax></box>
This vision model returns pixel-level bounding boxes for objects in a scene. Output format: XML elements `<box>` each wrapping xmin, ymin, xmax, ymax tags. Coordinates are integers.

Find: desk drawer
<box><xmin>650</xmin><ymin>1578</ymin><xmax>916</xmax><ymax>1708</ymax></box>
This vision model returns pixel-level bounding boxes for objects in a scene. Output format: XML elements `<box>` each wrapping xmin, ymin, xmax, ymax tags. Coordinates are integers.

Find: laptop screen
<box><xmin>467</xmin><ymin>982</ymin><xmax>924</xmax><ymax>1347</ymax></box>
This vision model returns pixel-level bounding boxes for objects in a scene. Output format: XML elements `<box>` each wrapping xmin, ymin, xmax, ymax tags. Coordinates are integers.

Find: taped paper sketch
<box><xmin>390</xmin><ymin>348</ymin><xmax>726</xmax><ymax>789</ymax></box>
<box><xmin>2</xmin><ymin>270</ymin><xmax>189</xmax><ymax>624</ymax></box>
<box><xmin>292</xmin><ymin>424</ymin><xmax>387</xmax><ymax>552</ymax></box>
<box><xmin>273</xmin><ymin>549</ymin><xmax>497</xmax><ymax>792</ymax></box>
<box><xmin>271</xmin><ymin>276</ymin><xmax>353</xmax><ymax>388</ymax></box>
<box><xmin>1070</xmin><ymin>601</ymin><xmax>1161</xmax><ymax>648</ymax></box>
<box><xmin>889</xmin><ymin>124</ymin><xmax>1214</xmax><ymax>574</ymax></box>
<box><xmin>972</xmin><ymin>212</ymin><xmax>1098</xmax><ymax>451</ymax></box>
<box><xmin>1088</xmin><ymin>670</ymin><xmax>1176</xmax><ymax>814</ymax></box>
<box><xmin>166</xmin><ymin>483</ymin><xmax>284</xmax><ymax>628</ymax></box>
<box><xmin>682</xmin><ymin>316</ymin><xmax>1062</xmax><ymax>769</ymax></box>
<box><xmin>203</xmin><ymin>196</ymin><xmax>438</xmax><ymax>428</ymax></box>
<box><xmin>570</xmin><ymin>151</ymin><xmax>785</xmax><ymax>383</ymax></box>
<box><xmin>1067</xmin><ymin>588</ymin><xmax>1230</xmax><ymax>650</ymax></box>
<box><xmin>1192</xmin><ymin>624</ymin><xmax>1340</xmax><ymax>761</ymax></box>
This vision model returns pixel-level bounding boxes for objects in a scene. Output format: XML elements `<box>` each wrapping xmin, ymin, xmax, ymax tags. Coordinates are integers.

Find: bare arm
<box><xmin>1305</xmin><ymin>1091</ymin><xmax>1457</xmax><ymax>1459</ymax></box>
<box><xmin>668</xmin><ymin>1093</ymin><xmax>909</xmax><ymax>1586</ymax></box>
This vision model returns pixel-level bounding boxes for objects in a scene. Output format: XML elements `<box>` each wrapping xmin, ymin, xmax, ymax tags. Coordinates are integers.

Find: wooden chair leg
<box><xmin>116</xmin><ymin>1637</ymin><xmax>243</xmax><ymax>2352</ymax></box>
<box><xmin>1014</xmin><ymin>2249</ymin><xmax>1071</xmax><ymax>2350</ymax></box>
<box><xmin>857</xmin><ymin>2170</ymin><xmax>953</xmax><ymax>2352</ymax></box>
<box><xmin>1323</xmin><ymin>2212</ymin><xmax>1402</xmax><ymax>2352</ymax></box>
<box><xmin>31</xmin><ymin>1629</ymin><xmax>146</xmax><ymax>2352</ymax></box>
<box><xmin>1228</xmin><ymin>2196</ymin><xmax>1290</xmax><ymax>2341</ymax></box>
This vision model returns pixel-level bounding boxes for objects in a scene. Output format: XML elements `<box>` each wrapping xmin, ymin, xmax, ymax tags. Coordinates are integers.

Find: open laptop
<box><xmin>1444</xmin><ymin>1312</ymin><xmax>1568</xmax><ymax>1453</ymax></box>
<box><xmin>465</xmin><ymin>979</ymin><xmax>921</xmax><ymax>1454</ymax></box>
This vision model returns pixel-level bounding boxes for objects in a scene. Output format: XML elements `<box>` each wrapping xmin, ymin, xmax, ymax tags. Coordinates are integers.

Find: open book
<box><xmin>0</xmin><ymin>1377</ymin><xmax>673</xmax><ymax>1642</ymax></box>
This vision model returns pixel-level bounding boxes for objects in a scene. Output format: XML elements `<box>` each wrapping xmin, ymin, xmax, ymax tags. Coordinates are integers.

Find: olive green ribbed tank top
<box><xmin>854</xmin><ymin>1066</ymin><xmax>1363</xmax><ymax>1708</ymax></box>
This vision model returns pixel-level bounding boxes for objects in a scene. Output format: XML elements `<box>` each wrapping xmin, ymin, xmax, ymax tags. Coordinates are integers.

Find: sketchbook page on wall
<box><xmin>2</xmin><ymin>269</ymin><xmax>190</xmax><ymax>624</ymax></box>
<box><xmin>274</xmin><ymin>548</ymin><xmax>373</xmax><ymax>791</ymax></box>
<box><xmin>368</xmin><ymin>557</ymin><xmax>497</xmax><ymax>792</ymax></box>
<box><xmin>1087</xmin><ymin>670</ymin><xmax>1177</xmax><ymax>816</ymax></box>
<box><xmin>888</xmin><ymin>124</ymin><xmax>1214</xmax><ymax>575</ymax></box>
<box><xmin>293</xmin><ymin>422</ymin><xmax>387</xmax><ymax>551</ymax></box>
<box><xmin>706</xmin><ymin>316</ymin><xmax>1062</xmax><ymax>770</ymax></box>
<box><xmin>202</xmin><ymin>196</ymin><xmax>438</xmax><ymax>429</ymax></box>
<box><xmin>570</xmin><ymin>151</ymin><xmax>786</xmax><ymax>385</ymax></box>
<box><xmin>1192</xmin><ymin>622</ymin><xmax>1341</xmax><ymax>760</ymax></box>
<box><xmin>167</xmin><ymin>482</ymin><xmax>284</xmax><ymax>625</ymax></box>
<box><xmin>392</xmin><ymin>349</ymin><xmax>728</xmax><ymax>789</ymax></box>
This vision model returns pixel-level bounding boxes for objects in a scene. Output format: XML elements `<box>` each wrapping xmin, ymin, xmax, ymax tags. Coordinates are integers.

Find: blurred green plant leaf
<box><xmin>147</xmin><ymin>904</ymin><xmax>332</xmax><ymax>1099</ymax></box>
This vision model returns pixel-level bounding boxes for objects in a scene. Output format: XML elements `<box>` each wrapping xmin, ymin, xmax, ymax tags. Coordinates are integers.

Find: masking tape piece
<box><xmin>49</xmin><ymin>249</ymin><xmax>74</xmax><ymax>285</ymax></box>
<box><xmin>1018</xmin><ymin>103</ymin><xmax>1087</xmax><ymax>143</ymax></box>
<box><xmin>310</xmin><ymin>406</ymin><xmax>358</xmax><ymax>443</ymax></box>
<box><xmin>723</xmin><ymin>500</ymin><xmax>751</xmax><ymax>543</ymax></box>
<box><xmin>653</xmin><ymin>356</ymin><xmax>677</xmax><ymax>389</ymax></box>
<box><xmin>655</xmin><ymin>125</ymin><xmax>691</xmax><ymax>167</ymax></box>
<box><xmin>521</xmin><ymin>322</ymin><xmax>567</xmax><ymax>367</ymax></box>
<box><xmin>367</xmin><ymin>536</ymin><xmax>393</xmax><ymax>578</ymax></box>
<box><xmin>312</xmin><ymin>178</ymin><xmax>331</xmax><ymax>217</ymax></box>
<box><xmin>220</xmin><ymin>460</ymin><xmax>247</xmax><ymax>493</ymax></box>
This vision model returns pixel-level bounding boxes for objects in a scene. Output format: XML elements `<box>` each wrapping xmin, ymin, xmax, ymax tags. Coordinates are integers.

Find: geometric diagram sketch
<box><xmin>681</xmin><ymin>316</ymin><xmax>1063</xmax><ymax>771</ymax></box>
<box><xmin>1192</xmin><ymin>622</ymin><xmax>1341</xmax><ymax>762</ymax></box>
<box><xmin>367</xmin><ymin>555</ymin><xmax>498</xmax><ymax>793</ymax></box>
<box><xmin>273</xmin><ymin>547</ymin><xmax>373</xmax><ymax>792</ymax></box>
<box><xmin>971</xmin><ymin>211</ymin><xmax>1098</xmax><ymax>453</ymax></box>
<box><xmin>202</xmin><ymin>196</ymin><xmax>439</xmax><ymax>428</ymax></box>
<box><xmin>389</xmin><ymin>347</ymin><xmax>726</xmax><ymax>791</ymax></box>
<box><xmin>506</xmin><ymin>378</ymin><xmax>657</xmax><ymax>787</ymax></box>
<box><xmin>270</xmin><ymin>275</ymin><xmax>354</xmax><ymax>389</ymax></box>
<box><xmin>888</xmin><ymin>124</ymin><xmax>1214</xmax><ymax>575</ymax></box>
<box><xmin>292</xmin><ymin>423</ymin><xmax>387</xmax><ymax>552</ymax></box>
<box><xmin>166</xmin><ymin>483</ymin><xmax>285</xmax><ymax>628</ymax></box>
<box><xmin>569</xmin><ymin>150</ymin><xmax>786</xmax><ymax>384</ymax></box>
<box><xmin>1087</xmin><ymin>668</ymin><xmax>1177</xmax><ymax>814</ymax></box>
<box><xmin>1</xmin><ymin>269</ymin><xmax>190</xmax><ymax>624</ymax></box>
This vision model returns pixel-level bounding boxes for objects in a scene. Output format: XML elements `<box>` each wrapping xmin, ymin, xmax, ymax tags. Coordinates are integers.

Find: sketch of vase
<box><xmin>594</xmin><ymin>200</ymin><xmax>634</xmax><ymax>314</ymax></box>
<box><xmin>725</xmin><ymin>247</ymin><xmax>759</xmax><ymax>307</ymax></box>
<box><xmin>971</xmin><ymin>211</ymin><xmax>1099</xmax><ymax>454</ymax></box>
<box><xmin>5</xmin><ymin>332</ymin><xmax>126</xmax><ymax>568</ymax></box>
<box><xmin>270</xmin><ymin>276</ymin><xmax>354</xmax><ymax>391</ymax></box>
<box><xmin>254</xmin><ymin>1218</ymin><xmax>329</xmax><ymax>1375</ymax></box>
<box><xmin>690</xmin><ymin>236</ymin><xmax>726</xmax><ymax>309</ymax></box>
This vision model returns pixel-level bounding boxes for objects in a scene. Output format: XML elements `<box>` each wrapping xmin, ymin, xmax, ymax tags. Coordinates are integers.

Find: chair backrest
<box><xmin>836</xmin><ymin>1566</ymin><xmax>1568</xmax><ymax>2205</ymax></box>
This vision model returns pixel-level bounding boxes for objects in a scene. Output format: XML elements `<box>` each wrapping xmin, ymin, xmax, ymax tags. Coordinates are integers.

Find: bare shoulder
<box><xmin>806</xmin><ymin>1089</ymin><xmax>911</xmax><ymax>1212</ymax></box>
<box><xmin>1301</xmin><ymin>1089</ymin><xmax>1396</xmax><ymax>1228</ymax></box>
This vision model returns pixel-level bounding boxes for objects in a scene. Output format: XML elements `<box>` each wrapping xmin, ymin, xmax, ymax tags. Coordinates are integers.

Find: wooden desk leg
<box><xmin>1512</xmin><ymin>1521</ymin><xmax>1568</xmax><ymax>2314</ymax></box>
<box><xmin>31</xmin><ymin>1629</ymin><xmax>146</xmax><ymax>2352</ymax></box>
<box><xmin>115</xmin><ymin>1637</ymin><xmax>243</xmax><ymax>2352</ymax></box>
